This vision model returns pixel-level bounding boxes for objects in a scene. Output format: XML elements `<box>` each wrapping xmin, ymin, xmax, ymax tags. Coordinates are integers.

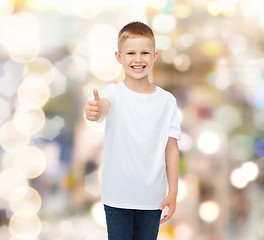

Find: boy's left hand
<box><xmin>159</xmin><ymin>193</ymin><xmax>177</xmax><ymax>224</ymax></box>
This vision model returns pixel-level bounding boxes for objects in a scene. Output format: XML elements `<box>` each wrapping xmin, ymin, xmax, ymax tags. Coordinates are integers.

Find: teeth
<box><xmin>132</xmin><ymin>66</ymin><xmax>144</xmax><ymax>69</ymax></box>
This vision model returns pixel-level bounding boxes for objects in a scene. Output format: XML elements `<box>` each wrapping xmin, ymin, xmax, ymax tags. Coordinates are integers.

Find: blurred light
<box><xmin>1</xmin><ymin>152</ymin><xmax>15</xmax><ymax>169</ymax></box>
<box><xmin>9</xmin><ymin>213</ymin><xmax>42</xmax><ymax>238</ymax></box>
<box><xmin>79</xmin><ymin>0</ymin><xmax>165</xmax><ymax>7</ymax></box>
<box><xmin>240</xmin><ymin>0</ymin><xmax>264</xmax><ymax>19</ymax></box>
<box><xmin>174</xmin><ymin>223</ymin><xmax>193</xmax><ymax>240</ymax></box>
<box><xmin>9</xmin><ymin>187</ymin><xmax>42</xmax><ymax>218</ymax></box>
<box><xmin>259</xmin><ymin>219</ymin><xmax>264</xmax><ymax>239</ymax></box>
<box><xmin>197</xmin><ymin>131</ymin><xmax>221</xmax><ymax>155</ymax></box>
<box><xmin>9</xmin><ymin>234</ymin><xmax>36</xmax><ymax>240</ymax></box>
<box><xmin>0</xmin><ymin>12</ymin><xmax>40</xmax><ymax>62</ymax></box>
<box><xmin>0</xmin><ymin>121</ymin><xmax>30</xmax><ymax>152</ymax></box>
<box><xmin>90</xmin><ymin>50</ymin><xmax>122</xmax><ymax>81</ymax></box>
<box><xmin>72</xmin><ymin>40</ymin><xmax>90</xmax><ymax>59</ymax></box>
<box><xmin>178</xmin><ymin>33</ymin><xmax>195</xmax><ymax>48</ymax></box>
<box><xmin>173</xmin><ymin>54</ymin><xmax>191</xmax><ymax>72</ymax></box>
<box><xmin>177</xmin><ymin>178</ymin><xmax>187</xmax><ymax>202</ymax></box>
<box><xmin>0</xmin><ymin>13</ymin><xmax>38</xmax><ymax>48</ymax></box>
<box><xmin>155</xmin><ymin>35</ymin><xmax>171</xmax><ymax>50</ymax></box>
<box><xmin>26</xmin><ymin>0</ymin><xmax>53</xmax><ymax>11</ymax></box>
<box><xmin>57</xmin><ymin>220</ymin><xmax>82</xmax><ymax>240</ymax></box>
<box><xmin>17</xmin><ymin>75</ymin><xmax>50</xmax><ymax>109</ymax></box>
<box><xmin>178</xmin><ymin>132</ymin><xmax>193</xmax><ymax>152</ymax></box>
<box><xmin>23</xmin><ymin>57</ymin><xmax>55</xmax><ymax>85</ymax></box>
<box><xmin>252</xmin><ymin>80</ymin><xmax>264</xmax><ymax>111</ymax></box>
<box><xmin>37</xmin><ymin>116</ymin><xmax>65</xmax><ymax>141</ymax></box>
<box><xmin>255</xmin><ymin>139</ymin><xmax>264</xmax><ymax>157</ymax></box>
<box><xmin>87</xmin><ymin>24</ymin><xmax>118</xmax><ymax>53</ymax></box>
<box><xmin>0</xmin><ymin>169</ymin><xmax>28</xmax><ymax>201</ymax></box>
<box><xmin>0</xmin><ymin>0</ymin><xmax>14</xmax><ymax>17</ymax></box>
<box><xmin>207</xmin><ymin>58</ymin><xmax>232</xmax><ymax>89</ymax></box>
<box><xmin>55</xmin><ymin>55</ymin><xmax>89</xmax><ymax>82</ymax></box>
<box><xmin>8</xmin><ymin>37</ymin><xmax>40</xmax><ymax>63</ymax></box>
<box><xmin>13</xmin><ymin>107</ymin><xmax>46</xmax><ymax>135</ymax></box>
<box><xmin>49</xmin><ymin>69</ymin><xmax>66</xmax><ymax>98</ymax></box>
<box><xmin>213</xmin><ymin>105</ymin><xmax>242</xmax><ymax>132</ymax></box>
<box><xmin>230</xmin><ymin>168</ymin><xmax>248</xmax><ymax>189</ymax></box>
<box><xmin>84</xmin><ymin>112</ymin><xmax>105</xmax><ymax>133</ymax></box>
<box><xmin>178</xmin><ymin>108</ymin><xmax>183</xmax><ymax>123</ymax></box>
<box><xmin>14</xmin><ymin>146</ymin><xmax>46</xmax><ymax>179</ymax></box>
<box><xmin>83</xmin><ymin>82</ymin><xmax>101</xmax><ymax>99</ymax></box>
<box><xmin>241</xmin><ymin>161</ymin><xmax>259</xmax><ymax>182</ymax></box>
<box><xmin>161</xmin><ymin>48</ymin><xmax>177</xmax><ymax>64</ymax></box>
<box><xmin>227</xmin><ymin>35</ymin><xmax>247</xmax><ymax>54</ymax></box>
<box><xmin>0</xmin><ymin>59</ymin><xmax>23</xmax><ymax>98</ymax></box>
<box><xmin>16</xmin><ymin>12</ymin><xmax>39</xmax><ymax>35</ymax></box>
<box><xmin>207</xmin><ymin>0</ymin><xmax>236</xmax><ymax>16</ymax></box>
<box><xmin>229</xmin><ymin>135</ymin><xmax>255</xmax><ymax>161</ymax></box>
<box><xmin>0</xmin><ymin>97</ymin><xmax>11</xmax><ymax>123</ymax></box>
<box><xmin>52</xmin><ymin>0</ymin><xmax>101</xmax><ymax>18</ymax></box>
<box><xmin>145</xmin><ymin>0</ymin><xmax>165</xmax><ymax>8</ymax></box>
<box><xmin>259</xmin><ymin>15</ymin><xmax>264</xmax><ymax>29</ymax></box>
<box><xmin>200</xmin><ymin>41</ymin><xmax>226</xmax><ymax>56</ymax></box>
<box><xmin>199</xmin><ymin>201</ymin><xmax>220</xmax><ymax>222</ymax></box>
<box><xmin>41</xmin><ymin>142</ymin><xmax>60</xmax><ymax>175</ymax></box>
<box><xmin>242</xmin><ymin>60</ymin><xmax>262</xmax><ymax>90</ymax></box>
<box><xmin>152</xmin><ymin>14</ymin><xmax>176</xmax><ymax>33</ymax></box>
<box><xmin>174</xmin><ymin>4</ymin><xmax>192</xmax><ymax>19</ymax></box>
<box><xmin>91</xmin><ymin>202</ymin><xmax>106</xmax><ymax>227</ymax></box>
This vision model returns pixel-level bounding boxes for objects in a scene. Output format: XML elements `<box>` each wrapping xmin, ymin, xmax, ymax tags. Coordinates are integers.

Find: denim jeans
<box><xmin>104</xmin><ymin>204</ymin><xmax>162</xmax><ymax>240</ymax></box>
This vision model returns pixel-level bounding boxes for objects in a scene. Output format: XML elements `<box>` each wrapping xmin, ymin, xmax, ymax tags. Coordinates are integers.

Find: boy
<box><xmin>85</xmin><ymin>21</ymin><xmax>181</xmax><ymax>240</ymax></box>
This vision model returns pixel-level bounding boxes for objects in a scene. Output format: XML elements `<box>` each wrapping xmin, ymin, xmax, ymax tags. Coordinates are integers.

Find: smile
<box><xmin>131</xmin><ymin>65</ymin><xmax>146</xmax><ymax>72</ymax></box>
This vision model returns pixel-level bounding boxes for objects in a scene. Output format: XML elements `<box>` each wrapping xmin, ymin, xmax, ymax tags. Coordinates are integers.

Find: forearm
<box><xmin>165</xmin><ymin>138</ymin><xmax>180</xmax><ymax>196</ymax></box>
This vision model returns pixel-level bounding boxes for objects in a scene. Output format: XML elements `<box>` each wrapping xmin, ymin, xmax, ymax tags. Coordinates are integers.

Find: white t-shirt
<box><xmin>96</xmin><ymin>81</ymin><xmax>181</xmax><ymax>210</ymax></box>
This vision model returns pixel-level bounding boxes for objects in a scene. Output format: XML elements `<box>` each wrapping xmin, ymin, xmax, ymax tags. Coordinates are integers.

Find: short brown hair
<box><xmin>118</xmin><ymin>21</ymin><xmax>155</xmax><ymax>51</ymax></box>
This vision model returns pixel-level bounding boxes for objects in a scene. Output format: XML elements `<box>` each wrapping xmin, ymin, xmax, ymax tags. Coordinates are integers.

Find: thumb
<box><xmin>93</xmin><ymin>89</ymin><xmax>100</xmax><ymax>101</ymax></box>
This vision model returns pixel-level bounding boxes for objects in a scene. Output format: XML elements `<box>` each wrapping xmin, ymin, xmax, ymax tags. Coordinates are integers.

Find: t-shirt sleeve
<box><xmin>95</xmin><ymin>84</ymin><xmax>115</xmax><ymax>123</ymax></box>
<box><xmin>169</xmin><ymin>97</ymin><xmax>181</xmax><ymax>140</ymax></box>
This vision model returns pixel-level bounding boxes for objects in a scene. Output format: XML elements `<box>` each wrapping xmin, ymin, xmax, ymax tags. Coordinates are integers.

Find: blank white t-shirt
<box><xmin>96</xmin><ymin>81</ymin><xmax>181</xmax><ymax>210</ymax></box>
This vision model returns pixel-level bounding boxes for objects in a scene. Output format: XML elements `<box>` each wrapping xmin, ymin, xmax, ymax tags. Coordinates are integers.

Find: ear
<box><xmin>153</xmin><ymin>51</ymin><xmax>158</xmax><ymax>63</ymax></box>
<box><xmin>115</xmin><ymin>51</ymin><xmax>122</xmax><ymax>64</ymax></box>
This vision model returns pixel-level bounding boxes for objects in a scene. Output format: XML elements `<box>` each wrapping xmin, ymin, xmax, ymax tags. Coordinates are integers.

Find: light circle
<box><xmin>9</xmin><ymin>187</ymin><xmax>42</xmax><ymax>218</ymax></box>
<box><xmin>9</xmin><ymin>213</ymin><xmax>42</xmax><ymax>238</ymax></box>
<box><xmin>199</xmin><ymin>201</ymin><xmax>220</xmax><ymax>222</ymax></box>
<box><xmin>13</xmin><ymin>107</ymin><xmax>46</xmax><ymax>135</ymax></box>
<box><xmin>197</xmin><ymin>131</ymin><xmax>221</xmax><ymax>154</ymax></box>
<box><xmin>0</xmin><ymin>169</ymin><xmax>28</xmax><ymax>201</ymax></box>
<box><xmin>0</xmin><ymin>121</ymin><xmax>30</xmax><ymax>152</ymax></box>
<box><xmin>17</xmin><ymin>75</ymin><xmax>50</xmax><ymax>109</ymax></box>
<box><xmin>14</xmin><ymin>146</ymin><xmax>46</xmax><ymax>179</ymax></box>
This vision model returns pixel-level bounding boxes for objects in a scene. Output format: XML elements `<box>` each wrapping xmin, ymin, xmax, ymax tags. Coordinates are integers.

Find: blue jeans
<box><xmin>104</xmin><ymin>204</ymin><xmax>162</xmax><ymax>240</ymax></box>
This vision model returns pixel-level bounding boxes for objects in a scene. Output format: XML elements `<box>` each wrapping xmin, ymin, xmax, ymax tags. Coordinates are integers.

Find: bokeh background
<box><xmin>0</xmin><ymin>0</ymin><xmax>264</xmax><ymax>239</ymax></box>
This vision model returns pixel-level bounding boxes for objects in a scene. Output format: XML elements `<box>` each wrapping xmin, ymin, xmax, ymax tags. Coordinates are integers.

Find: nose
<box><xmin>135</xmin><ymin>53</ymin><xmax>142</xmax><ymax>62</ymax></box>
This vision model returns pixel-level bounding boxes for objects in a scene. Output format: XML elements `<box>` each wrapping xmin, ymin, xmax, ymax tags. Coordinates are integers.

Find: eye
<box><xmin>127</xmin><ymin>52</ymin><xmax>134</xmax><ymax>55</ymax></box>
<box><xmin>142</xmin><ymin>52</ymin><xmax>150</xmax><ymax>55</ymax></box>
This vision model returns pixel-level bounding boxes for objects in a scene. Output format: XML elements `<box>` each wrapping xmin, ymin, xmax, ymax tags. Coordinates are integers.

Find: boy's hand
<box><xmin>85</xmin><ymin>89</ymin><xmax>102</xmax><ymax>121</ymax></box>
<box><xmin>159</xmin><ymin>193</ymin><xmax>177</xmax><ymax>224</ymax></box>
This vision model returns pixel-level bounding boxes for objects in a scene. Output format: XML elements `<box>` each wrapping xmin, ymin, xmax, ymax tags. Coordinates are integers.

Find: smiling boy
<box><xmin>85</xmin><ymin>21</ymin><xmax>181</xmax><ymax>240</ymax></box>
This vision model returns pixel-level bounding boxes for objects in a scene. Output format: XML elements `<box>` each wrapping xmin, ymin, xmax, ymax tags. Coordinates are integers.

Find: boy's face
<box><xmin>115</xmin><ymin>37</ymin><xmax>158</xmax><ymax>82</ymax></box>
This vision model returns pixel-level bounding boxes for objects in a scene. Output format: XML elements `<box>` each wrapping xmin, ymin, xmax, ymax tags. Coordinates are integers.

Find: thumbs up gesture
<box><xmin>85</xmin><ymin>89</ymin><xmax>102</xmax><ymax>121</ymax></box>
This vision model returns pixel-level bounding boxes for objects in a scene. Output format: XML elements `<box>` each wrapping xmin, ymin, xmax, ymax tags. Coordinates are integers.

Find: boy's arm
<box><xmin>159</xmin><ymin>137</ymin><xmax>180</xmax><ymax>224</ymax></box>
<box><xmin>85</xmin><ymin>89</ymin><xmax>111</xmax><ymax>121</ymax></box>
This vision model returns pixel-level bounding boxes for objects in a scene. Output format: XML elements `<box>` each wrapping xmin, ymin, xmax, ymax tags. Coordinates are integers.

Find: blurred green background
<box><xmin>0</xmin><ymin>0</ymin><xmax>264</xmax><ymax>239</ymax></box>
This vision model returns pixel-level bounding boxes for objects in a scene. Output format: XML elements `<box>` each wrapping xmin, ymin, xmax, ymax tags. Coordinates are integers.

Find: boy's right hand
<box><xmin>85</xmin><ymin>89</ymin><xmax>102</xmax><ymax>121</ymax></box>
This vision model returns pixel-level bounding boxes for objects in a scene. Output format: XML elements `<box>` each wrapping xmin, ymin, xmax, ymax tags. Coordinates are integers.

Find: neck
<box><xmin>123</xmin><ymin>76</ymin><xmax>155</xmax><ymax>94</ymax></box>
